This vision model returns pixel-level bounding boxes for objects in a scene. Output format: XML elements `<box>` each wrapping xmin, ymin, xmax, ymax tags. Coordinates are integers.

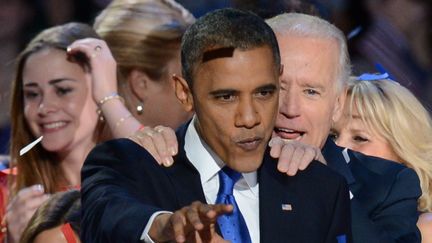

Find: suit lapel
<box><xmin>258</xmin><ymin>152</ymin><xmax>298</xmax><ymax>241</ymax></box>
<box><xmin>164</xmin><ymin>122</ymin><xmax>207</xmax><ymax>207</ymax></box>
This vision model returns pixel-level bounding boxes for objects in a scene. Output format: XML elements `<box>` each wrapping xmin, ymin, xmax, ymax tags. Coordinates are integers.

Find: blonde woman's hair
<box><xmin>94</xmin><ymin>0</ymin><xmax>195</xmax><ymax>108</ymax></box>
<box><xmin>347</xmin><ymin>78</ymin><xmax>432</xmax><ymax>212</ymax></box>
<box><xmin>266</xmin><ymin>13</ymin><xmax>351</xmax><ymax>92</ymax></box>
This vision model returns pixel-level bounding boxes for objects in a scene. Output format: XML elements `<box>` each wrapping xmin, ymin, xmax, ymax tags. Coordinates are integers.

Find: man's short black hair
<box><xmin>181</xmin><ymin>8</ymin><xmax>281</xmax><ymax>88</ymax></box>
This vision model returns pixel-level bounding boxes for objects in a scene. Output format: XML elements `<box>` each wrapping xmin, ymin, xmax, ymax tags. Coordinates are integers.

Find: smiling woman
<box><xmin>0</xmin><ymin>23</ymin><xmax>104</xmax><ymax>243</ymax></box>
<box><xmin>22</xmin><ymin>48</ymin><xmax>99</xmax><ymax>157</ymax></box>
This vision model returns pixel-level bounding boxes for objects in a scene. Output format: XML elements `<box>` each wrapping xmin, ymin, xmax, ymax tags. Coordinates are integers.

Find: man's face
<box><xmin>190</xmin><ymin>46</ymin><xmax>279</xmax><ymax>172</ymax></box>
<box><xmin>273</xmin><ymin>35</ymin><xmax>345</xmax><ymax>149</ymax></box>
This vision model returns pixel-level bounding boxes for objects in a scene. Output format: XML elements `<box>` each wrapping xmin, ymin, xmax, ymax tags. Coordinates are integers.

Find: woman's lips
<box><xmin>40</xmin><ymin>121</ymin><xmax>68</xmax><ymax>133</ymax></box>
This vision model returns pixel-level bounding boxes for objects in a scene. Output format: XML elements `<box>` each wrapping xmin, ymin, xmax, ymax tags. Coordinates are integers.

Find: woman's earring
<box><xmin>136</xmin><ymin>102</ymin><xmax>144</xmax><ymax>115</ymax></box>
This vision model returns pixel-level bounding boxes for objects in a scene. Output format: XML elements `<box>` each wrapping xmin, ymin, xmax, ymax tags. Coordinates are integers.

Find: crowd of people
<box><xmin>0</xmin><ymin>0</ymin><xmax>431</xmax><ymax>242</ymax></box>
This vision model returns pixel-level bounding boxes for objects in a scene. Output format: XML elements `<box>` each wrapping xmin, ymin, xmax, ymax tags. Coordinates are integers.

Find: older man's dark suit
<box><xmin>81</xmin><ymin>124</ymin><xmax>351</xmax><ymax>243</ymax></box>
<box><xmin>322</xmin><ymin>138</ymin><xmax>421</xmax><ymax>243</ymax></box>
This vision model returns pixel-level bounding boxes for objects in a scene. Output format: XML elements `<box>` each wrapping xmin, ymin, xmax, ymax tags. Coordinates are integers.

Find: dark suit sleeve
<box><xmin>80</xmin><ymin>139</ymin><xmax>168</xmax><ymax>243</ymax></box>
<box><xmin>351</xmin><ymin>167</ymin><xmax>421</xmax><ymax>243</ymax></box>
<box><xmin>325</xmin><ymin>175</ymin><xmax>353</xmax><ymax>243</ymax></box>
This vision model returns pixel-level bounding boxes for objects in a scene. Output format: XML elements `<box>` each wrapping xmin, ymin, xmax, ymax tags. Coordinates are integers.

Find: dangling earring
<box><xmin>136</xmin><ymin>101</ymin><xmax>144</xmax><ymax>115</ymax></box>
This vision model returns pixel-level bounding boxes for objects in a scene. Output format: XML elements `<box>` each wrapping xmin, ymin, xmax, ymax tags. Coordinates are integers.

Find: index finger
<box><xmin>269</xmin><ymin>136</ymin><xmax>284</xmax><ymax>158</ymax></box>
<box><xmin>208</xmin><ymin>204</ymin><xmax>233</xmax><ymax>218</ymax></box>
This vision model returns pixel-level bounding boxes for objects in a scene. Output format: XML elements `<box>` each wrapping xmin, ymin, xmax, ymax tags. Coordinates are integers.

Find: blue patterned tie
<box><xmin>216</xmin><ymin>166</ymin><xmax>252</xmax><ymax>243</ymax></box>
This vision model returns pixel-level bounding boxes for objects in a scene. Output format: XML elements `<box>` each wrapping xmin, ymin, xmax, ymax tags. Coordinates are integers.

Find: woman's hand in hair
<box><xmin>5</xmin><ymin>185</ymin><xmax>50</xmax><ymax>243</ymax></box>
<box><xmin>67</xmin><ymin>38</ymin><xmax>118</xmax><ymax>103</ymax></box>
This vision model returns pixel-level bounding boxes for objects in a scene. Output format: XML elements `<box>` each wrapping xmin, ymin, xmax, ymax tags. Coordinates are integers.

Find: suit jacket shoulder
<box><xmin>81</xmin><ymin>138</ymin><xmax>184</xmax><ymax>242</ymax></box>
<box><xmin>81</xmin><ymin>123</ymin><xmax>207</xmax><ymax>242</ymax></box>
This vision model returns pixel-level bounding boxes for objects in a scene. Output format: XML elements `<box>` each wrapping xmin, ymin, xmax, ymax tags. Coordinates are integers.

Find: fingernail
<box><xmin>176</xmin><ymin>236</ymin><xmax>185</xmax><ymax>243</ymax></box>
<box><xmin>34</xmin><ymin>184</ymin><xmax>44</xmax><ymax>193</ymax></box>
<box><xmin>170</xmin><ymin>147</ymin><xmax>177</xmax><ymax>156</ymax></box>
<box><xmin>268</xmin><ymin>139</ymin><xmax>274</xmax><ymax>147</ymax></box>
<box><xmin>288</xmin><ymin>169</ymin><xmax>296</xmax><ymax>176</ymax></box>
<box><xmin>278</xmin><ymin>164</ymin><xmax>289</xmax><ymax>173</ymax></box>
<box><xmin>269</xmin><ymin>150</ymin><xmax>277</xmax><ymax>158</ymax></box>
<box><xmin>164</xmin><ymin>157</ymin><xmax>173</xmax><ymax>167</ymax></box>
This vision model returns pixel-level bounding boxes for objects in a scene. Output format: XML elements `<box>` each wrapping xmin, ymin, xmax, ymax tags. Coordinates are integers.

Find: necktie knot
<box><xmin>218</xmin><ymin>166</ymin><xmax>241</xmax><ymax>196</ymax></box>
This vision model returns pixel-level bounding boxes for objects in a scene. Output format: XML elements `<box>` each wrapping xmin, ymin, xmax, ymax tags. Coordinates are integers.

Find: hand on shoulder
<box><xmin>269</xmin><ymin>136</ymin><xmax>326</xmax><ymax>176</ymax></box>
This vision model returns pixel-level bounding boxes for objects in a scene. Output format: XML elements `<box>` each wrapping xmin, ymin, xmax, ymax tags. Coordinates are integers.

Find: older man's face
<box><xmin>273</xmin><ymin>35</ymin><xmax>345</xmax><ymax>149</ymax></box>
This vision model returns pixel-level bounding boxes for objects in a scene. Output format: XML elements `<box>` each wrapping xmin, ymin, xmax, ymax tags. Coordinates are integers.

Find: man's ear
<box><xmin>173</xmin><ymin>74</ymin><xmax>193</xmax><ymax>112</ymax></box>
<box><xmin>332</xmin><ymin>86</ymin><xmax>347</xmax><ymax>123</ymax></box>
<box><xmin>128</xmin><ymin>69</ymin><xmax>149</xmax><ymax>101</ymax></box>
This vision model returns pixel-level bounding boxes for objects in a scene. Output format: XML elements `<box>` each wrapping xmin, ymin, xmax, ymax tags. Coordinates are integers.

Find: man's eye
<box><xmin>215</xmin><ymin>94</ymin><xmax>235</xmax><ymax>101</ymax></box>
<box><xmin>255</xmin><ymin>90</ymin><xmax>274</xmax><ymax>98</ymax></box>
<box><xmin>304</xmin><ymin>89</ymin><xmax>319</xmax><ymax>96</ymax></box>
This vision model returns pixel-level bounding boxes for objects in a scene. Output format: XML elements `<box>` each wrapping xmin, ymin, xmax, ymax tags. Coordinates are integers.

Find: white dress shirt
<box><xmin>142</xmin><ymin>117</ymin><xmax>260</xmax><ymax>242</ymax></box>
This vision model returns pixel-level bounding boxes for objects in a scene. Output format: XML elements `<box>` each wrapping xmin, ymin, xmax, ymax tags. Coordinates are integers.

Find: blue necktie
<box><xmin>216</xmin><ymin>166</ymin><xmax>252</xmax><ymax>243</ymax></box>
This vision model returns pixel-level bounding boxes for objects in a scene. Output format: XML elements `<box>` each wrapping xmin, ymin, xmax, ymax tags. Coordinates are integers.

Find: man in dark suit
<box><xmin>134</xmin><ymin>12</ymin><xmax>422</xmax><ymax>243</ymax></box>
<box><xmin>81</xmin><ymin>9</ymin><xmax>351</xmax><ymax>243</ymax></box>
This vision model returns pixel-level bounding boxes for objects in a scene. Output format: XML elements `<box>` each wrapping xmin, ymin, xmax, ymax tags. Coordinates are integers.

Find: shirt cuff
<box><xmin>140</xmin><ymin>211</ymin><xmax>172</xmax><ymax>242</ymax></box>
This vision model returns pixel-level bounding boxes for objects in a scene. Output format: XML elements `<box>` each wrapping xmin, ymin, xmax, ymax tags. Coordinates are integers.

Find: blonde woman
<box><xmin>332</xmin><ymin>74</ymin><xmax>432</xmax><ymax>242</ymax></box>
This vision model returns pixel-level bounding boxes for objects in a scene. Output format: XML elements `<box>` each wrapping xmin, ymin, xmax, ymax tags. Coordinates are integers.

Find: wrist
<box><xmin>96</xmin><ymin>91</ymin><xmax>121</xmax><ymax>105</ymax></box>
<box><xmin>148</xmin><ymin>213</ymin><xmax>172</xmax><ymax>242</ymax></box>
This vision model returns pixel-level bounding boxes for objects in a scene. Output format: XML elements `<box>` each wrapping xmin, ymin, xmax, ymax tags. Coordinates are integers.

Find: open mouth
<box><xmin>40</xmin><ymin>121</ymin><xmax>68</xmax><ymax>132</ymax></box>
<box><xmin>274</xmin><ymin>127</ymin><xmax>305</xmax><ymax>141</ymax></box>
<box><xmin>236</xmin><ymin>137</ymin><xmax>263</xmax><ymax>151</ymax></box>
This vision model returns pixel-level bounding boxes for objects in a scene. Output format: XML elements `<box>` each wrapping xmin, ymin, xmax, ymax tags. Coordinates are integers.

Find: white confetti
<box><xmin>20</xmin><ymin>136</ymin><xmax>43</xmax><ymax>156</ymax></box>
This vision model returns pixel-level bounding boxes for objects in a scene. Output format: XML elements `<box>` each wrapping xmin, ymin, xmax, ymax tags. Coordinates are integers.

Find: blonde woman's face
<box><xmin>331</xmin><ymin>105</ymin><xmax>401</xmax><ymax>163</ymax></box>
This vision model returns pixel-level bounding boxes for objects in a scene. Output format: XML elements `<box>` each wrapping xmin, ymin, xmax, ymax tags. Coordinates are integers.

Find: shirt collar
<box><xmin>184</xmin><ymin>116</ymin><xmax>258</xmax><ymax>191</ymax></box>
